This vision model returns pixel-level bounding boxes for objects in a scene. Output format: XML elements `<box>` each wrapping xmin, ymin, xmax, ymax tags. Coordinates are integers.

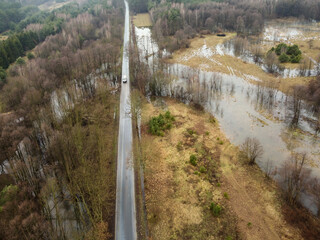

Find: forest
<box><xmin>127</xmin><ymin>0</ymin><xmax>320</xmax><ymax>53</ymax></box>
<box><xmin>0</xmin><ymin>0</ymin><xmax>320</xmax><ymax>239</ymax></box>
<box><xmin>0</xmin><ymin>0</ymin><xmax>124</xmax><ymax>239</ymax></box>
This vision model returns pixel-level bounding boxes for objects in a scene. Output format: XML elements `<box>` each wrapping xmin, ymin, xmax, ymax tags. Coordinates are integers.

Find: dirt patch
<box><xmin>141</xmin><ymin>98</ymin><xmax>302</xmax><ymax>240</ymax></box>
<box><xmin>133</xmin><ymin>13</ymin><xmax>152</xmax><ymax>27</ymax></box>
<box><xmin>0</xmin><ymin>35</ymin><xmax>8</xmax><ymax>41</ymax></box>
<box><xmin>220</xmin><ymin>143</ymin><xmax>302</xmax><ymax>240</ymax></box>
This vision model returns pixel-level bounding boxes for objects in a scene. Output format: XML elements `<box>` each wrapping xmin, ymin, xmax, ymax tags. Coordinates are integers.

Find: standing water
<box><xmin>135</xmin><ymin>25</ymin><xmax>320</xmax><ymax>213</ymax></box>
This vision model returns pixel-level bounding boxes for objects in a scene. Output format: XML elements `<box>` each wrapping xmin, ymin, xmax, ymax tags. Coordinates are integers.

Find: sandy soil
<box><xmin>141</xmin><ymin>98</ymin><xmax>302</xmax><ymax>240</ymax></box>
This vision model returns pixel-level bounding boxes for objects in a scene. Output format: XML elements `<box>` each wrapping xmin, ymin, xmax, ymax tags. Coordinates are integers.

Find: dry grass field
<box><xmin>133</xmin><ymin>13</ymin><xmax>152</xmax><ymax>27</ymax></box>
<box><xmin>140</xmin><ymin>98</ymin><xmax>302</xmax><ymax>240</ymax></box>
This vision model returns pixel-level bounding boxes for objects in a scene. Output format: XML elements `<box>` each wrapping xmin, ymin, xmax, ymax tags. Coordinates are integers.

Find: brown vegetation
<box><xmin>0</xmin><ymin>2</ymin><xmax>124</xmax><ymax>238</ymax></box>
<box><xmin>140</xmin><ymin>98</ymin><xmax>305</xmax><ymax>240</ymax></box>
<box><xmin>240</xmin><ymin>137</ymin><xmax>264</xmax><ymax>165</ymax></box>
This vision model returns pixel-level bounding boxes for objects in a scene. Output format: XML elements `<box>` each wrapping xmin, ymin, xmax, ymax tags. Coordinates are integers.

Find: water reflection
<box><xmin>135</xmin><ymin>26</ymin><xmax>320</xmax><ymax>214</ymax></box>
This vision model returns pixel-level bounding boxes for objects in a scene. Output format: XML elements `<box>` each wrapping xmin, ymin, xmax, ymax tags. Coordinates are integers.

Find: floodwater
<box><xmin>135</xmin><ymin>26</ymin><xmax>320</xmax><ymax>214</ymax></box>
<box><xmin>213</xmin><ymin>20</ymin><xmax>320</xmax><ymax>78</ymax></box>
<box><xmin>216</xmin><ymin>39</ymin><xmax>319</xmax><ymax>78</ymax></box>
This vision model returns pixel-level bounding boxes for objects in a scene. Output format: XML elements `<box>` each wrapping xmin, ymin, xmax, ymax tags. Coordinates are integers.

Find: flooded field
<box><xmin>134</xmin><ymin>23</ymin><xmax>320</xmax><ymax>213</ymax></box>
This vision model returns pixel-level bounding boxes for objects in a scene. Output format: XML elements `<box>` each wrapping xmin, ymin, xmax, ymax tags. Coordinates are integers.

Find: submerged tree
<box><xmin>240</xmin><ymin>137</ymin><xmax>264</xmax><ymax>165</ymax></box>
<box><xmin>279</xmin><ymin>153</ymin><xmax>311</xmax><ymax>206</ymax></box>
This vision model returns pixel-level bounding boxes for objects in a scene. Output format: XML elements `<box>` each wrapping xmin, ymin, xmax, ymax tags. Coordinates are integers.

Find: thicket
<box><xmin>275</xmin><ymin>0</ymin><xmax>320</xmax><ymax>21</ymax></box>
<box><xmin>148</xmin><ymin>111</ymin><xmax>175</xmax><ymax>136</ymax></box>
<box><xmin>0</xmin><ymin>0</ymin><xmax>112</xmax><ymax>70</ymax></box>
<box><xmin>269</xmin><ymin>43</ymin><xmax>302</xmax><ymax>63</ymax></box>
<box><xmin>0</xmin><ymin>0</ymin><xmax>39</xmax><ymax>33</ymax></box>
<box><xmin>129</xmin><ymin>0</ymin><xmax>320</xmax><ymax>54</ymax></box>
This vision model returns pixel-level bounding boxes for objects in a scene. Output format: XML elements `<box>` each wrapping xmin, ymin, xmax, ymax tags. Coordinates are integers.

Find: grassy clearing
<box><xmin>140</xmin><ymin>98</ymin><xmax>303</xmax><ymax>240</ymax></box>
<box><xmin>38</xmin><ymin>0</ymin><xmax>75</xmax><ymax>11</ymax></box>
<box><xmin>0</xmin><ymin>35</ymin><xmax>8</xmax><ymax>41</ymax></box>
<box><xmin>133</xmin><ymin>13</ymin><xmax>152</xmax><ymax>27</ymax></box>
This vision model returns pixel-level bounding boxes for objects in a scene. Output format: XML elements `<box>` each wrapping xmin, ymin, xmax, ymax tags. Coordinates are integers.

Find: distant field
<box><xmin>0</xmin><ymin>35</ymin><xmax>8</xmax><ymax>41</ymax></box>
<box><xmin>38</xmin><ymin>0</ymin><xmax>74</xmax><ymax>11</ymax></box>
<box><xmin>133</xmin><ymin>13</ymin><xmax>152</xmax><ymax>27</ymax></box>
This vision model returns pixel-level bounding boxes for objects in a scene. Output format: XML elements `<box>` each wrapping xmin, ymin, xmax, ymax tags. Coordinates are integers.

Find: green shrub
<box><xmin>15</xmin><ymin>57</ymin><xmax>25</xmax><ymax>65</ymax></box>
<box><xmin>0</xmin><ymin>185</ymin><xmax>18</xmax><ymax>212</ymax></box>
<box><xmin>223</xmin><ymin>192</ymin><xmax>229</xmax><ymax>200</ymax></box>
<box><xmin>176</xmin><ymin>141</ymin><xmax>183</xmax><ymax>151</ymax></box>
<box><xmin>218</xmin><ymin>140</ymin><xmax>224</xmax><ymax>145</ymax></box>
<box><xmin>165</xmin><ymin>110</ymin><xmax>175</xmax><ymax>121</ymax></box>
<box><xmin>279</xmin><ymin>53</ymin><xmax>289</xmax><ymax>63</ymax></box>
<box><xmin>210</xmin><ymin>202</ymin><xmax>222</xmax><ymax>217</ymax></box>
<box><xmin>199</xmin><ymin>166</ymin><xmax>207</xmax><ymax>173</ymax></box>
<box><xmin>187</xmin><ymin>128</ymin><xmax>195</xmax><ymax>135</ymax></box>
<box><xmin>275</xmin><ymin>43</ymin><xmax>287</xmax><ymax>55</ymax></box>
<box><xmin>209</xmin><ymin>116</ymin><xmax>216</xmax><ymax>124</ymax></box>
<box><xmin>287</xmin><ymin>44</ymin><xmax>301</xmax><ymax>56</ymax></box>
<box><xmin>271</xmin><ymin>43</ymin><xmax>302</xmax><ymax>63</ymax></box>
<box><xmin>148</xmin><ymin>111</ymin><xmax>175</xmax><ymax>136</ymax></box>
<box><xmin>290</xmin><ymin>54</ymin><xmax>302</xmax><ymax>63</ymax></box>
<box><xmin>27</xmin><ymin>52</ymin><xmax>35</xmax><ymax>60</ymax></box>
<box><xmin>205</xmin><ymin>131</ymin><xmax>209</xmax><ymax>136</ymax></box>
<box><xmin>190</xmin><ymin>154</ymin><xmax>197</xmax><ymax>166</ymax></box>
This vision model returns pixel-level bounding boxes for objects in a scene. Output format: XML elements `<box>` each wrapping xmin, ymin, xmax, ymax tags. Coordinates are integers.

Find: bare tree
<box><xmin>290</xmin><ymin>85</ymin><xmax>305</xmax><ymax>127</ymax></box>
<box><xmin>279</xmin><ymin>153</ymin><xmax>311</xmax><ymax>206</ymax></box>
<box><xmin>308</xmin><ymin>178</ymin><xmax>320</xmax><ymax>217</ymax></box>
<box><xmin>265</xmin><ymin>51</ymin><xmax>280</xmax><ymax>74</ymax></box>
<box><xmin>240</xmin><ymin>137</ymin><xmax>264</xmax><ymax>165</ymax></box>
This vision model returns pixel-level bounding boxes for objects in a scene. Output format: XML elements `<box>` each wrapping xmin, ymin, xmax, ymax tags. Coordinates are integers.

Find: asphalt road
<box><xmin>115</xmin><ymin>1</ymin><xmax>137</xmax><ymax>240</ymax></box>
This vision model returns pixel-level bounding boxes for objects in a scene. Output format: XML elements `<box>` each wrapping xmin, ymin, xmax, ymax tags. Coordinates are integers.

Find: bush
<box><xmin>223</xmin><ymin>192</ymin><xmax>229</xmax><ymax>200</ymax></box>
<box><xmin>148</xmin><ymin>111</ymin><xmax>175</xmax><ymax>136</ymax></box>
<box><xmin>287</xmin><ymin>45</ymin><xmax>301</xmax><ymax>56</ymax></box>
<box><xmin>190</xmin><ymin>154</ymin><xmax>197</xmax><ymax>166</ymax></box>
<box><xmin>271</xmin><ymin>43</ymin><xmax>302</xmax><ymax>64</ymax></box>
<box><xmin>209</xmin><ymin>116</ymin><xmax>216</xmax><ymax>124</ymax></box>
<box><xmin>210</xmin><ymin>202</ymin><xmax>222</xmax><ymax>217</ymax></box>
<box><xmin>176</xmin><ymin>141</ymin><xmax>183</xmax><ymax>151</ymax></box>
<box><xmin>0</xmin><ymin>67</ymin><xmax>6</xmax><ymax>87</ymax></box>
<box><xmin>187</xmin><ymin>128</ymin><xmax>196</xmax><ymax>135</ymax></box>
<box><xmin>275</xmin><ymin>43</ymin><xmax>288</xmax><ymax>55</ymax></box>
<box><xmin>27</xmin><ymin>52</ymin><xmax>35</xmax><ymax>60</ymax></box>
<box><xmin>15</xmin><ymin>57</ymin><xmax>25</xmax><ymax>65</ymax></box>
<box><xmin>290</xmin><ymin>54</ymin><xmax>302</xmax><ymax>63</ymax></box>
<box><xmin>279</xmin><ymin>53</ymin><xmax>289</xmax><ymax>63</ymax></box>
<box><xmin>240</xmin><ymin>137</ymin><xmax>263</xmax><ymax>165</ymax></box>
<box><xmin>199</xmin><ymin>166</ymin><xmax>207</xmax><ymax>173</ymax></box>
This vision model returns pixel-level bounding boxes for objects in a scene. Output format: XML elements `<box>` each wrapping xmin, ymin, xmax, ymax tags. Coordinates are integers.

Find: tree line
<box><xmin>129</xmin><ymin>0</ymin><xmax>320</xmax><ymax>53</ymax></box>
<box><xmin>0</xmin><ymin>0</ymin><xmax>109</xmax><ymax>71</ymax></box>
<box><xmin>0</xmin><ymin>0</ymin><xmax>39</xmax><ymax>33</ymax></box>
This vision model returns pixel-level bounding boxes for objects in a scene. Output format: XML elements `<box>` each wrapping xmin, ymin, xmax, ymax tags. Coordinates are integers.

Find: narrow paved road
<box><xmin>115</xmin><ymin>1</ymin><xmax>137</xmax><ymax>240</ymax></box>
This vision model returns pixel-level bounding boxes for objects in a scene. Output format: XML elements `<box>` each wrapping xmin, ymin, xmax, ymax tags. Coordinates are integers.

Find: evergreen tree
<box><xmin>0</xmin><ymin>45</ymin><xmax>9</xmax><ymax>69</ymax></box>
